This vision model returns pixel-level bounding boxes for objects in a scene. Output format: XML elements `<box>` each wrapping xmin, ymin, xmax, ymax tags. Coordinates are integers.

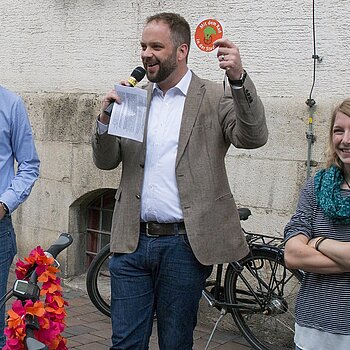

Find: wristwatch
<box><xmin>228</xmin><ymin>70</ymin><xmax>247</xmax><ymax>87</ymax></box>
<box><xmin>0</xmin><ymin>202</ymin><xmax>8</xmax><ymax>214</ymax></box>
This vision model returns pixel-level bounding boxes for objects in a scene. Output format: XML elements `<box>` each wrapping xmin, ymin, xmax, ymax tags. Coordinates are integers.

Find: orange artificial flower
<box><xmin>4</xmin><ymin>247</ymin><xmax>68</xmax><ymax>350</ymax></box>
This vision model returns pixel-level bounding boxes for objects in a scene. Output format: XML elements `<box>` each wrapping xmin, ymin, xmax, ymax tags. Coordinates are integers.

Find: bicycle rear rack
<box><xmin>245</xmin><ymin>232</ymin><xmax>285</xmax><ymax>249</ymax></box>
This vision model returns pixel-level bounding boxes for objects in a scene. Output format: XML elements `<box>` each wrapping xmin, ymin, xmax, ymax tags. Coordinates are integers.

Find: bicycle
<box><xmin>0</xmin><ymin>233</ymin><xmax>73</xmax><ymax>350</ymax></box>
<box><xmin>86</xmin><ymin>208</ymin><xmax>303</xmax><ymax>350</ymax></box>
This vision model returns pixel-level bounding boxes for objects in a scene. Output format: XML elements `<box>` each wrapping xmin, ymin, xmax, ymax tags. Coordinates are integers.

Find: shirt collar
<box><xmin>152</xmin><ymin>69</ymin><xmax>192</xmax><ymax>96</ymax></box>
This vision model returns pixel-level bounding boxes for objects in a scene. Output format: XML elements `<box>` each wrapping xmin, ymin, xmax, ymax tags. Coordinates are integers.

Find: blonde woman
<box><xmin>284</xmin><ymin>98</ymin><xmax>350</xmax><ymax>350</ymax></box>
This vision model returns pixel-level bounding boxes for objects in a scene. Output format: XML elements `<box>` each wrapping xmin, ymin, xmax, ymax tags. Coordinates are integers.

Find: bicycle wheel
<box><xmin>86</xmin><ymin>243</ymin><xmax>112</xmax><ymax>317</ymax></box>
<box><xmin>224</xmin><ymin>248</ymin><xmax>302</xmax><ymax>350</ymax></box>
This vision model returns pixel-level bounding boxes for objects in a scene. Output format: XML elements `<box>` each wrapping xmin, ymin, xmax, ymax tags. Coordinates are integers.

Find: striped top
<box><xmin>284</xmin><ymin>177</ymin><xmax>350</xmax><ymax>335</ymax></box>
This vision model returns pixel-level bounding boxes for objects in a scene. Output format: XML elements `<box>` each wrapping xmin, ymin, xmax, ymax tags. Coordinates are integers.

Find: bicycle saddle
<box><xmin>238</xmin><ymin>208</ymin><xmax>251</xmax><ymax>221</ymax></box>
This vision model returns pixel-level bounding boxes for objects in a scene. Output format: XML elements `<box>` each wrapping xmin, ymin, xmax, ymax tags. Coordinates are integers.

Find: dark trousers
<box><xmin>109</xmin><ymin>233</ymin><xmax>212</xmax><ymax>350</ymax></box>
<box><xmin>0</xmin><ymin>216</ymin><xmax>16</xmax><ymax>348</ymax></box>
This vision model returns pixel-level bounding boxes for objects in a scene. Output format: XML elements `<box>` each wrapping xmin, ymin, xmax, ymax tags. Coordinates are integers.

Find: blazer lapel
<box><xmin>176</xmin><ymin>73</ymin><xmax>205</xmax><ymax>167</ymax></box>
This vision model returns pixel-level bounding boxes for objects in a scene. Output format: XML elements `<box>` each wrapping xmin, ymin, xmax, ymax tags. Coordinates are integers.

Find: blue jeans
<box><xmin>109</xmin><ymin>233</ymin><xmax>212</xmax><ymax>350</ymax></box>
<box><xmin>0</xmin><ymin>215</ymin><xmax>16</xmax><ymax>348</ymax></box>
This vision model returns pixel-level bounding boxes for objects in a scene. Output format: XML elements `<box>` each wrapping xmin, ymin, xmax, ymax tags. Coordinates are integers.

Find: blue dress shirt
<box><xmin>0</xmin><ymin>86</ymin><xmax>40</xmax><ymax>213</ymax></box>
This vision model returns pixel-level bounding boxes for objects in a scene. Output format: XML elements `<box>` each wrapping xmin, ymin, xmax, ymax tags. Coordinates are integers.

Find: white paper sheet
<box><xmin>107</xmin><ymin>84</ymin><xmax>147</xmax><ymax>142</ymax></box>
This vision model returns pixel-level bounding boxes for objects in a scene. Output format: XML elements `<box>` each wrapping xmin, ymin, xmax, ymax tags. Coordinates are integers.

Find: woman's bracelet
<box><xmin>315</xmin><ymin>237</ymin><xmax>327</xmax><ymax>251</ymax></box>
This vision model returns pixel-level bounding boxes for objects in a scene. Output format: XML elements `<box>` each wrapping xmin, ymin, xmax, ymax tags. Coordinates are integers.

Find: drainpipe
<box><xmin>305</xmin><ymin>99</ymin><xmax>317</xmax><ymax>179</ymax></box>
<box><xmin>305</xmin><ymin>0</ymin><xmax>322</xmax><ymax>178</ymax></box>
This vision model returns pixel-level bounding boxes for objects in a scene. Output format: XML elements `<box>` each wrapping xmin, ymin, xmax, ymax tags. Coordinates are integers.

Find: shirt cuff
<box><xmin>230</xmin><ymin>83</ymin><xmax>243</xmax><ymax>90</ymax></box>
<box><xmin>97</xmin><ymin>119</ymin><xmax>108</xmax><ymax>135</ymax></box>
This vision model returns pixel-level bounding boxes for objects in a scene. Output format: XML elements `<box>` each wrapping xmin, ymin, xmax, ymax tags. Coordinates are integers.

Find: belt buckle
<box><xmin>145</xmin><ymin>223</ymin><xmax>159</xmax><ymax>238</ymax></box>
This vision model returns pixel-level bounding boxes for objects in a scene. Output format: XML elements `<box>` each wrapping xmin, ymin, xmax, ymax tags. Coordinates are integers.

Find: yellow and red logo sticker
<box><xmin>195</xmin><ymin>19</ymin><xmax>223</xmax><ymax>52</ymax></box>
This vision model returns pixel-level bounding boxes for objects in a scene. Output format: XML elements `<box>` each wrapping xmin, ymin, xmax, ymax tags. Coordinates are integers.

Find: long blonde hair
<box><xmin>326</xmin><ymin>98</ymin><xmax>350</xmax><ymax>169</ymax></box>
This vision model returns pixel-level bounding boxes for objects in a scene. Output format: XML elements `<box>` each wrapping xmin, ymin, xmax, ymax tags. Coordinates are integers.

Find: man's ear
<box><xmin>177</xmin><ymin>43</ymin><xmax>189</xmax><ymax>62</ymax></box>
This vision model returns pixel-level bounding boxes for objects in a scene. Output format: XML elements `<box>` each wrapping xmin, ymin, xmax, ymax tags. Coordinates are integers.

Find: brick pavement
<box><xmin>6</xmin><ymin>269</ymin><xmax>253</xmax><ymax>349</ymax></box>
<box><xmin>61</xmin><ymin>286</ymin><xmax>253</xmax><ymax>349</ymax></box>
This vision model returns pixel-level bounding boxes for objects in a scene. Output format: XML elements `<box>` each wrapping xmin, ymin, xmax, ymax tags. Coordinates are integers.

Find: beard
<box><xmin>144</xmin><ymin>50</ymin><xmax>177</xmax><ymax>83</ymax></box>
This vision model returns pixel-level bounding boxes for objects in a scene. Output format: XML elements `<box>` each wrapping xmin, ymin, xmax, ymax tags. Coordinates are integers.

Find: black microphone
<box><xmin>104</xmin><ymin>66</ymin><xmax>146</xmax><ymax>117</ymax></box>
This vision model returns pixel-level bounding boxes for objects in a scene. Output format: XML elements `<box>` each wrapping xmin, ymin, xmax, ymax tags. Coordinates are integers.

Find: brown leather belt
<box><xmin>140</xmin><ymin>222</ymin><xmax>186</xmax><ymax>237</ymax></box>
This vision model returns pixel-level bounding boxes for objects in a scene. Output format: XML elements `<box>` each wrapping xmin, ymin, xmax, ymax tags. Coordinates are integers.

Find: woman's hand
<box><xmin>308</xmin><ymin>237</ymin><xmax>350</xmax><ymax>269</ymax></box>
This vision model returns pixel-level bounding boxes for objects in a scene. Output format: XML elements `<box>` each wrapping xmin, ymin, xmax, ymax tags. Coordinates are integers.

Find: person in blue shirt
<box><xmin>0</xmin><ymin>86</ymin><xmax>40</xmax><ymax>348</ymax></box>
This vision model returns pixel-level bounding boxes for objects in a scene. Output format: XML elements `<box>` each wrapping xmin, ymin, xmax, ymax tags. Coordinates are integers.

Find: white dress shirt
<box><xmin>141</xmin><ymin>69</ymin><xmax>192</xmax><ymax>222</ymax></box>
<box><xmin>98</xmin><ymin>69</ymin><xmax>192</xmax><ymax>223</ymax></box>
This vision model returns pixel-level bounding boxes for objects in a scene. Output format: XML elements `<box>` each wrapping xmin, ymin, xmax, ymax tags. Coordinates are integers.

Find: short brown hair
<box><xmin>326</xmin><ymin>98</ymin><xmax>350</xmax><ymax>169</ymax></box>
<box><xmin>146</xmin><ymin>13</ymin><xmax>191</xmax><ymax>53</ymax></box>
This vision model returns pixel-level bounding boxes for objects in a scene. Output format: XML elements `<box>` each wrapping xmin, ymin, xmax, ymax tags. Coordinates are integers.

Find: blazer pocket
<box><xmin>193</xmin><ymin>120</ymin><xmax>213</xmax><ymax>130</ymax></box>
<box><xmin>215</xmin><ymin>192</ymin><xmax>233</xmax><ymax>201</ymax></box>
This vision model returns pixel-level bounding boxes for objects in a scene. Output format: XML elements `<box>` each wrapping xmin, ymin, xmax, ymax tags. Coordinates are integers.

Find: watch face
<box><xmin>228</xmin><ymin>70</ymin><xmax>246</xmax><ymax>87</ymax></box>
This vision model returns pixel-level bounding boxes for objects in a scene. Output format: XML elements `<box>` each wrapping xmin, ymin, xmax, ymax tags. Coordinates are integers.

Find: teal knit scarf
<box><xmin>314</xmin><ymin>165</ymin><xmax>350</xmax><ymax>224</ymax></box>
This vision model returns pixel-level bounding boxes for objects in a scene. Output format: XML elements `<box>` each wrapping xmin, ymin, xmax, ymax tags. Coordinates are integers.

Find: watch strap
<box><xmin>228</xmin><ymin>69</ymin><xmax>247</xmax><ymax>87</ymax></box>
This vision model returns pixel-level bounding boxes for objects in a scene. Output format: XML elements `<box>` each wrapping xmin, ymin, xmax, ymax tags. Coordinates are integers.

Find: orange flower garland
<box><xmin>4</xmin><ymin>246</ymin><xmax>68</xmax><ymax>350</ymax></box>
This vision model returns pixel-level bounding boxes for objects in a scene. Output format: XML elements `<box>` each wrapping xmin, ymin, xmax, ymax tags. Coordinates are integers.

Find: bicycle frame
<box><xmin>202</xmin><ymin>233</ymin><xmax>285</xmax><ymax>312</ymax></box>
<box><xmin>201</xmin><ymin>231</ymin><xmax>303</xmax><ymax>350</ymax></box>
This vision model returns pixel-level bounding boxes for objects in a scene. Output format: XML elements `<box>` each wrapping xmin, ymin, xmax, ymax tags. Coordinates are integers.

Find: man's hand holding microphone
<box><xmin>99</xmin><ymin>67</ymin><xmax>146</xmax><ymax>125</ymax></box>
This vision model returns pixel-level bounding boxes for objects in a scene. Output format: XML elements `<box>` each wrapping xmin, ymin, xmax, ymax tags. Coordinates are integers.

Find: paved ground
<box><xmin>6</xmin><ymin>270</ymin><xmax>253</xmax><ymax>349</ymax></box>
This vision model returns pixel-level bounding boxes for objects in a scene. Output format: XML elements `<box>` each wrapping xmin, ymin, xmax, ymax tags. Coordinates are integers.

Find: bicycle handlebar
<box><xmin>26</xmin><ymin>233</ymin><xmax>73</xmax><ymax>286</ymax></box>
<box><xmin>44</xmin><ymin>232</ymin><xmax>73</xmax><ymax>259</ymax></box>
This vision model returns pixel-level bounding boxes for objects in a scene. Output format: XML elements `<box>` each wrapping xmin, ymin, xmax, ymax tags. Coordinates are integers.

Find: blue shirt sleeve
<box><xmin>0</xmin><ymin>93</ymin><xmax>40</xmax><ymax>213</ymax></box>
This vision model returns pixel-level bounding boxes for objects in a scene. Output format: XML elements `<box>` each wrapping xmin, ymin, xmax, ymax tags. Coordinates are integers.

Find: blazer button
<box><xmin>136</xmin><ymin>194</ymin><xmax>141</xmax><ymax>199</ymax></box>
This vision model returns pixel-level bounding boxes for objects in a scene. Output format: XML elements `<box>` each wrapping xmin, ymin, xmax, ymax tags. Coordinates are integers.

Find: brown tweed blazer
<box><xmin>92</xmin><ymin>72</ymin><xmax>267</xmax><ymax>265</ymax></box>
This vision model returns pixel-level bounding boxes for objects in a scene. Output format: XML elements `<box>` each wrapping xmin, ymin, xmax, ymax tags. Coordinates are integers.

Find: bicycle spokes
<box><xmin>225</xmin><ymin>249</ymin><xmax>302</xmax><ymax>350</ymax></box>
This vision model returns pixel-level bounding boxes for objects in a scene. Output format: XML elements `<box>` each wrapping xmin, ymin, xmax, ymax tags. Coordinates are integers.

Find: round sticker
<box><xmin>195</xmin><ymin>19</ymin><xmax>223</xmax><ymax>52</ymax></box>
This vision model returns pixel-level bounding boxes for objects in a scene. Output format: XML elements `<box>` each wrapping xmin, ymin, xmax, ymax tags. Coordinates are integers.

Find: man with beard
<box><xmin>92</xmin><ymin>12</ymin><xmax>267</xmax><ymax>350</ymax></box>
